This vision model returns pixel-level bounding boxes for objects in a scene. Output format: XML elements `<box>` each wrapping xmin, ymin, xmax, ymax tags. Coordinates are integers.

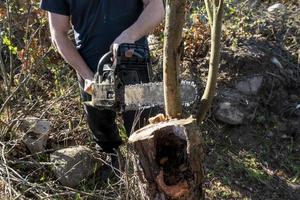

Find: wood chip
<box><xmin>149</xmin><ymin>114</ymin><xmax>166</xmax><ymax>124</ymax></box>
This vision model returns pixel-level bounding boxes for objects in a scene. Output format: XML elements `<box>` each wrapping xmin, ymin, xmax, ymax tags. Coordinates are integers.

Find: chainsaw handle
<box><xmin>96</xmin><ymin>51</ymin><xmax>113</xmax><ymax>75</ymax></box>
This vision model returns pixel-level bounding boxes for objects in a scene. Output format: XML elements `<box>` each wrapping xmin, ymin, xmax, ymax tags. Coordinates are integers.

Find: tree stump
<box><xmin>128</xmin><ymin>116</ymin><xmax>204</xmax><ymax>200</ymax></box>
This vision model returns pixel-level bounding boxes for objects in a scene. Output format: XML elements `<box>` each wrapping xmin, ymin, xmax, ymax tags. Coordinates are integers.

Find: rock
<box><xmin>23</xmin><ymin>131</ymin><xmax>49</xmax><ymax>154</ymax></box>
<box><xmin>267</xmin><ymin>3</ymin><xmax>286</xmax><ymax>13</ymax></box>
<box><xmin>217</xmin><ymin>89</ymin><xmax>245</xmax><ymax>102</ymax></box>
<box><xmin>20</xmin><ymin>117</ymin><xmax>51</xmax><ymax>154</ymax></box>
<box><xmin>266</xmin><ymin>131</ymin><xmax>274</xmax><ymax>138</ymax></box>
<box><xmin>20</xmin><ymin>117</ymin><xmax>51</xmax><ymax>135</ymax></box>
<box><xmin>236</xmin><ymin>76</ymin><xmax>263</xmax><ymax>95</ymax></box>
<box><xmin>216</xmin><ymin>89</ymin><xmax>258</xmax><ymax>110</ymax></box>
<box><xmin>296</xmin><ymin>104</ymin><xmax>300</xmax><ymax>117</ymax></box>
<box><xmin>50</xmin><ymin>146</ymin><xmax>100</xmax><ymax>187</ymax></box>
<box><xmin>249</xmin><ymin>0</ymin><xmax>260</xmax><ymax>8</ymax></box>
<box><xmin>281</xmin><ymin>134</ymin><xmax>289</xmax><ymax>139</ymax></box>
<box><xmin>215</xmin><ymin>102</ymin><xmax>245</xmax><ymax>125</ymax></box>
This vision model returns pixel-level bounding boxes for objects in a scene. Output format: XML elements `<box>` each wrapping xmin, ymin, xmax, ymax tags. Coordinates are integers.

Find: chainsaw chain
<box><xmin>124</xmin><ymin>81</ymin><xmax>199</xmax><ymax>110</ymax></box>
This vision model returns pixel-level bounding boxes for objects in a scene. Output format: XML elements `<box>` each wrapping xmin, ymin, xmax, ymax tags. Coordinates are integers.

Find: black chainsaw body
<box><xmin>92</xmin><ymin>43</ymin><xmax>151</xmax><ymax>112</ymax></box>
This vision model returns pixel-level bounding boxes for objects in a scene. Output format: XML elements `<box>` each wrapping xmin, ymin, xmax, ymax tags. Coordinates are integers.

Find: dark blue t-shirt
<box><xmin>40</xmin><ymin>0</ymin><xmax>146</xmax><ymax>72</ymax></box>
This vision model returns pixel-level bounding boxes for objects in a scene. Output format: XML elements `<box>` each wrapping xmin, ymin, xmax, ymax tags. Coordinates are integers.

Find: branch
<box><xmin>197</xmin><ymin>0</ymin><xmax>224</xmax><ymax>124</ymax></box>
<box><xmin>204</xmin><ymin>0</ymin><xmax>213</xmax><ymax>27</ymax></box>
<box><xmin>0</xmin><ymin>39</ymin><xmax>9</xmax><ymax>93</ymax></box>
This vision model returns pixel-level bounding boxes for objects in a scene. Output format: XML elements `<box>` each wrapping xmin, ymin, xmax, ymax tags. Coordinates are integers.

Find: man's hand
<box><xmin>84</xmin><ymin>78</ymin><xmax>94</xmax><ymax>95</ymax></box>
<box><xmin>113</xmin><ymin>30</ymin><xmax>136</xmax><ymax>45</ymax></box>
<box><xmin>111</xmin><ymin>0</ymin><xmax>165</xmax><ymax>56</ymax></box>
<box><xmin>111</xmin><ymin>30</ymin><xmax>136</xmax><ymax>57</ymax></box>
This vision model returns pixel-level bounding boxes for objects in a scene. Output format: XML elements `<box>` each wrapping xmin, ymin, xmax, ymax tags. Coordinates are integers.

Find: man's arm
<box><xmin>48</xmin><ymin>13</ymin><xmax>94</xmax><ymax>82</ymax></box>
<box><xmin>113</xmin><ymin>0</ymin><xmax>165</xmax><ymax>45</ymax></box>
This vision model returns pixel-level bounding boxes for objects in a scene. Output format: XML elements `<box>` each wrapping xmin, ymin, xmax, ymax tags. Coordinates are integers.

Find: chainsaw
<box><xmin>88</xmin><ymin>43</ymin><xmax>198</xmax><ymax>112</ymax></box>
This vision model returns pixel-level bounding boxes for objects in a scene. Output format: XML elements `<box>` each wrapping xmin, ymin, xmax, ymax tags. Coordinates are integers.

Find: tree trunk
<box><xmin>163</xmin><ymin>0</ymin><xmax>186</xmax><ymax>118</ymax></box>
<box><xmin>129</xmin><ymin>117</ymin><xmax>204</xmax><ymax>200</ymax></box>
<box><xmin>129</xmin><ymin>1</ymin><xmax>224</xmax><ymax>199</ymax></box>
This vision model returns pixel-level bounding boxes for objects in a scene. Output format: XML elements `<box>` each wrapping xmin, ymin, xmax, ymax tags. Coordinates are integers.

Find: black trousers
<box><xmin>78</xmin><ymin>69</ymin><xmax>159</xmax><ymax>153</ymax></box>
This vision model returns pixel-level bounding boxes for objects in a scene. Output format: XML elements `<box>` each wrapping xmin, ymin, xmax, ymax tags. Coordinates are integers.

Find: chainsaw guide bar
<box><xmin>124</xmin><ymin>81</ymin><xmax>198</xmax><ymax>110</ymax></box>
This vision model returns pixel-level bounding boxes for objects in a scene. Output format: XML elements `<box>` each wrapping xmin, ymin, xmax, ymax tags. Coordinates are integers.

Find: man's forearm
<box><xmin>116</xmin><ymin>0</ymin><xmax>165</xmax><ymax>43</ymax></box>
<box><xmin>51</xmin><ymin>32</ymin><xmax>94</xmax><ymax>80</ymax></box>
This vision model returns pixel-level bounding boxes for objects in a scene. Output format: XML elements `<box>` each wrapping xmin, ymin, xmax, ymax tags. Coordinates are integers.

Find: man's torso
<box><xmin>41</xmin><ymin>0</ymin><xmax>145</xmax><ymax>71</ymax></box>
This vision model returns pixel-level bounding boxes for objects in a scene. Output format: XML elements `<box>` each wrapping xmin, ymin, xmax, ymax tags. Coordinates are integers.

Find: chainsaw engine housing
<box><xmin>92</xmin><ymin>43</ymin><xmax>151</xmax><ymax>111</ymax></box>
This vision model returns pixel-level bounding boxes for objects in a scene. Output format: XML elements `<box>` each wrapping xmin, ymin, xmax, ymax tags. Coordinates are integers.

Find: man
<box><xmin>40</xmin><ymin>0</ymin><xmax>164</xmax><ymax>162</ymax></box>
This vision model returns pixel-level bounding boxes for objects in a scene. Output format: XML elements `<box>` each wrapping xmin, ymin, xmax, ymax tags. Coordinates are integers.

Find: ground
<box><xmin>200</xmin><ymin>2</ymin><xmax>300</xmax><ymax>199</ymax></box>
<box><xmin>0</xmin><ymin>0</ymin><xmax>299</xmax><ymax>199</ymax></box>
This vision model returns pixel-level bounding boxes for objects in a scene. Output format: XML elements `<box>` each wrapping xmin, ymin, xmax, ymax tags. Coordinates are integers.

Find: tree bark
<box><xmin>197</xmin><ymin>0</ymin><xmax>224</xmax><ymax>124</ymax></box>
<box><xmin>129</xmin><ymin>117</ymin><xmax>204</xmax><ymax>200</ymax></box>
<box><xmin>163</xmin><ymin>0</ymin><xmax>186</xmax><ymax>118</ymax></box>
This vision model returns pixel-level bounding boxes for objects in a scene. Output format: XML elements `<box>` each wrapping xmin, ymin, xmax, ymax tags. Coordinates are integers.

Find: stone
<box><xmin>216</xmin><ymin>89</ymin><xmax>258</xmax><ymax>111</ymax></box>
<box><xmin>296</xmin><ymin>104</ymin><xmax>300</xmax><ymax>117</ymax></box>
<box><xmin>20</xmin><ymin>117</ymin><xmax>51</xmax><ymax>154</ymax></box>
<box><xmin>23</xmin><ymin>131</ymin><xmax>49</xmax><ymax>154</ymax></box>
<box><xmin>267</xmin><ymin>3</ymin><xmax>286</xmax><ymax>13</ymax></box>
<box><xmin>248</xmin><ymin>0</ymin><xmax>260</xmax><ymax>8</ymax></box>
<box><xmin>215</xmin><ymin>102</ymin><xmax>245</xmax><ymax>125</ymax></box>
<box><xmin>50</xmin><ymin>146</ymin><xmax>100</xmax><ymax>187</ymax></box>
<box><xmin>266</xmin><ymin>131</ymin><xmax>274</xmax><ymax>138</ymax></box>
<box><xmin>20</xmin><ymin>117</ymin><xmax>51</xmax><ymax>135</ymax></box>
<box><xmin>217</xmin><ymin>89</ymin><xmax>244</xmax><ymax>102</ymax></box>
<box><xmin>236</xmin><ymin>76</ymin><xmax>263</xmax><ymax>95</ymax></box>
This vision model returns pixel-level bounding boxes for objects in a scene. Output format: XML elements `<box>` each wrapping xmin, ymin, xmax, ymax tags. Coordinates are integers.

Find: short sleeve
<box><xmin>40</xmin><ymin>0</ymin><xmax>70</xmax><ymax>16</ymax></box>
